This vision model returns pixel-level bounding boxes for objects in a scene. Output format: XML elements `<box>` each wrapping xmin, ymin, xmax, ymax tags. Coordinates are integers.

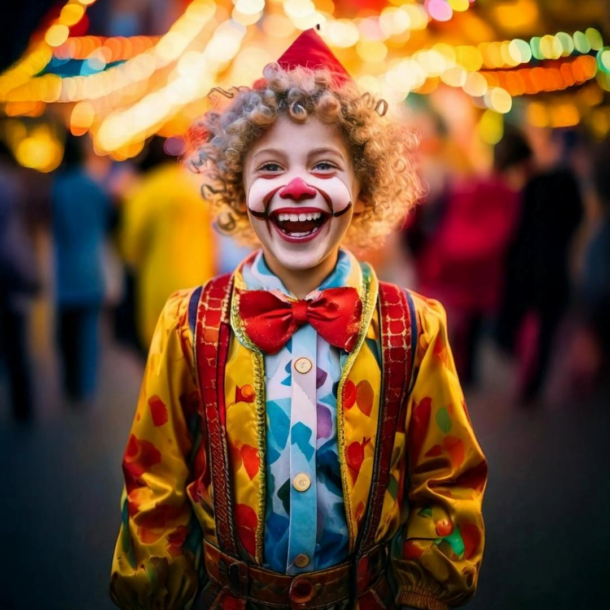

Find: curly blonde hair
<box><xmin>186</xmin><ymin>63</ymin><xmax>422</xmax><ymax>250</ymax></box>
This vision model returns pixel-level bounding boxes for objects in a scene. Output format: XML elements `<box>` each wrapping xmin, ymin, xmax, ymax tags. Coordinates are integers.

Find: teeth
<box><xmin>291</xmin><ymin>231</ymin><xmax>309</xmax><ymax>237</ymax></box>
<box><xmin>275</xmin><ymin>211</ymin><xmax>324</xmax><ymax>223</ymax></box>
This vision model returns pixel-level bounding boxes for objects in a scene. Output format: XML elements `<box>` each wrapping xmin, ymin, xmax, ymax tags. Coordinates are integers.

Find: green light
<box><xmin>586</xmin><ymin>28</ymin><xmax>604</xmax><ymax>52</ymax></box>
<box><xmin>530</xmin><ymin>36</ymin><xmax>543</xmax><ymax>60</ymax></box>
<box><xmin>573</xmin><ymin>31</ymin><xmax>591</xmax><ymax>54</ymax></box>
<box><xmin>556</xmin><ymin>32</ymin><xmax>574</xmax><ymax>56</ymax></box>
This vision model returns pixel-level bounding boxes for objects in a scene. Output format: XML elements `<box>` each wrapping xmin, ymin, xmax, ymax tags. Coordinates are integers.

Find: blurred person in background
<box><xmin>52</xmin><ymin>134</ymin><xmax>111</xmax><ymax>402</ymax></box>
<box><xmin>118</xmin><ymin>136</ymin><xmax>216</xmax><ymax>351</ymax></box>
<box><xmin>0</xmin><ymin>140</ymin><xmax>39</xmax><ymax>421</ymax></box>
<box><xmin>496</xmin><ymin>130</ymin><xmax>584</xmax><ymax>403</ymax></box>
<box><xmin>405</xmin><ymin>129</ymin><xmax>529</xmax><ymax>387</ymax></box>
<box><xmin>572</xmin><ymin>138</ymin><xmax>610</xmax><ymax>391</ymax></box>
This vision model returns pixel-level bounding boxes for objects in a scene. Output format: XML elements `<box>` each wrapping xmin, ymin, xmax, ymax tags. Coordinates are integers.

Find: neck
<box><xmin>262</xmin><ymin>249</ymin><xmax>340</xmax><ymax>299</ymax></box>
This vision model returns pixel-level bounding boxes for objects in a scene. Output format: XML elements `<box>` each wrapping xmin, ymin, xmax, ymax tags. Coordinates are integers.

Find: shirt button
<box><xmin>293</xmin><ymin>473</ymin><xmax>311</xmax><ymax>492</ymax></box>
<box><xmin>294</xmin><ymin>357</ymin><xmax>312</xmax><ymax>374</ymax></box>
<box><xmin>294</xmin><ymin>553</ymin><xmax>310</xmax><ymax>568</ymax></box>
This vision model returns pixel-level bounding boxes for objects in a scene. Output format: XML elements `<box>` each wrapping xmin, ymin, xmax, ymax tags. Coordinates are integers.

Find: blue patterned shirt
<box><xmin>241</xmin><ymin>250</ymin><xmax>360</xmax><ymax>574</ymax></box>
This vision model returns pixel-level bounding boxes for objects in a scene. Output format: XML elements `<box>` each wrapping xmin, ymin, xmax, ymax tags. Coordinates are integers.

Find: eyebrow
<box><xmin>307</xmin><ymin>147</ymin><xmax>345</xmax><ymax>160</ymax></box>
<box><xmin>251</xmin><ymin>148</ymin><xmax>287</xmax><ymax>162</ymax></box>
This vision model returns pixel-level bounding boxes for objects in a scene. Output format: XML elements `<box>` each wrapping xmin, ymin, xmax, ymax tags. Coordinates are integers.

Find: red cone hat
<box><xmin>276</xmin><ymin>28</ymin><xmax>352</xmax><ymax>85</ymax></box>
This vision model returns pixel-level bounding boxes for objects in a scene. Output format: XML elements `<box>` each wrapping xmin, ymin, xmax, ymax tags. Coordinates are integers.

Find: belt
<box><xmin>203</xmin><ymin>539</ymin><xmax>389</xmax><ymax>610</ymax></box>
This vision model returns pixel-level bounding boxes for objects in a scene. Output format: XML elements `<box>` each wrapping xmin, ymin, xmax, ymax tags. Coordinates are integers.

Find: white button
<box><xmin>294</xmin><ymin>553</ymin><xmax>310</xmax><ymax>568</ymax></box>
<box><xmin>294</xmin><ymin>357</ymin><xmax>312</xmax><ymax>374</ymax></box>
<box><xmin>293</xmin><ymin>473</ymin><xmax>311</xmax><ymax>492</ymax></box>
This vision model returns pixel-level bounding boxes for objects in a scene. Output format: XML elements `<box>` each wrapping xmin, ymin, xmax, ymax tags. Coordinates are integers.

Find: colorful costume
<box><xmin>110</xmin><ymin>250</ymin><xmax>487</xmax><ymax>610</ymax></box>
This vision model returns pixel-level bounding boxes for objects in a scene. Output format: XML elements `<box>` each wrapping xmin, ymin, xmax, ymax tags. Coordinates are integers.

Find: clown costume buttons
<box><xmin>293</xmin><ymin>473</ymin><xmax>311</xmax><ymax>492</ymax></box>
<box><xmin>294</xmin><ymin>553</ymin><xmax>310</xmax><ymax>568</ymax></box>
<box><xmin>294</xmin><ymin>357</ymin><xmax>312</xmax><ymax>374</ymax></box>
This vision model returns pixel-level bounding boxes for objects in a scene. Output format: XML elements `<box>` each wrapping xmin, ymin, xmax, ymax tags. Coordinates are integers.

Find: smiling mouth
<box><xmin>269</xmin><ymin>207</ymin><xmax>330</xmax><ymax>241</ymax></box>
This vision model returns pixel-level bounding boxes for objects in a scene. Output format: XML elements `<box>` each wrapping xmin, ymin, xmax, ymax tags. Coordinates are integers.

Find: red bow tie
<box><xmin>238</xmin><ymin>287</ymin><xmax>362</xmax><ymax>355</ymax></box>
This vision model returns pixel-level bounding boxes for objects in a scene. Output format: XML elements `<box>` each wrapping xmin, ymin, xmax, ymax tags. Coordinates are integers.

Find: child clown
<box><xmin>111</xmin><ymin>30</ymin><xmax>487</xmax><ymax>610</ymax></box>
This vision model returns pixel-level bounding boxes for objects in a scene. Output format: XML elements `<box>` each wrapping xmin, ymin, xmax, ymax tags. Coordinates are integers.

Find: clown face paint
<box><xmin>243</xmin><ymin>116</ymin><xmax>360</xmax><ymax>281</ymax></box>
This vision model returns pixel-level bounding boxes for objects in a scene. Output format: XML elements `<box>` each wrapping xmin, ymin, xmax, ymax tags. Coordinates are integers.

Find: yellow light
<box><xmin>185</xmin><ymin>0</ymin><xmax>216</xmax><ymax>23</ymax></box>
<box><xmin>415</xmin><ymin>49</ymin><xmax>447</xmax><ymax>77</ymax></box>
<box><xmin>284</xmin><ymin>0</ymin><xmax>316</xmax><ymax>20</ymax></box>
<box><xmin>487</xmin><ymin>87</ymin><xmax>512</xmax><ymax>114</ymax></box>
<box><xmin>4</xmin><ymin>101</ymin><xmax>45</xmax><ymax>117</ymax></box>
<box><xmin>441</xmin><ymin>65</ymin><xmax>467</xmax><ymax>87</ymax></box>
<box><xmin>234</xmin><ymin>0</ymin><xmax>265</xmax><ymax>15</ymax></box>
<box><xmin>540</xmin><ymin>35</ymin><xmax>562</xmax><ymax>60</ymax></box>
<box><xmin>501</xmin><ymin>41</ymin><xmax>518</xmax><ymax>67</ymax></box>
<box><xmin>78</xmin><ymin>0</ymin><xmax>97</xmax><ymax>5</ymax></box>
<box><xmin>59</xmin><ymin>4</ymin><xmax>85</xmax><ymax>26</ymax></box>
<box><xmin>597</xmin><ymin>71</ymin><xmax>610</xmax><ymax>92</ymax></box>
<box><xmin>480</xmin><ymin>42</ymin><xmax>502</xmax><ymax>68</ymax></box>
<box><xmin>379</xmin><ymin>7</ymin><xmax>411</xmax><ymax>37</ymax></box>
<box><xmin>477</xmin><ymin>109</ymin><xmax>503</xmax><ymax>145</ymax></box>
<box><xmin>323</xmin><ymin>19</ymin><xmax>359</xmax><ymax>48</ymax></box>
<box><xmin>433</xmin><ymin>43</ymin><xmax>456</xmax><ymax>65</ymax></box>
<box><xmin>70</xmin><ymin>101</ymin><xmax>95</xmax><ymax>135</ymax></box>
<box><xmin>262</xmin><ymin>14</ymin><xmax>296</xmax><ymax>38</ymax></box>
<box><xmin>556</xmin><ymin>32</ymin><xmax>574</xmax><ymax>56</ymax></box>
<box><xmin>401</xmin><ymin>4</ymin><xmax>429</xmax><ymax>30</ymax></box>
<box><xmin>463</xmin><ymin>72</ymin><xmax>488</xmax><ymax>97</ymax></box>
<box><xmin>359</xmin><ymin>17</ymin><xmax>385</xmax><ymax>41</ymax></box>
<box><xmin>526</xmin><ymin>102</ymin><xmax>548</xmax><ymax>127</ymax></box>
<box><xmin>356</xmin><ymin>75</ymin><xmax>381</xmax><ymax>95</ymax></box>
<box><xmin>15</xmin><ymin>132</ymin><xmax>63</xmax><ymax>173</ymax></box>
<box><xmin>508</xmin><ymin>39</ymin><xmax>532</xmax><ymax>64</ymax></box>
<box><xmin>356</xmin><ymin>40</ymin><xmax>388</xmax><ymax>63</ymax></box>
<box><xmin>550</xmin><ymin>104</ymin><xmax>580</xmax><ymax>128</ymax></box>
<box><xmin>204</xmin><ymin>26</ymin><xmax>245</xmax><ymax>64</ymax></box>
<box><xmin>38</xmin><ymin>74</ymin><xmax>62</xmax><ymax>103</ymax></box>
<box><xmin>388</xmin><ymin>59</ymin><xmax>426</xmax><ymax>93</ymax></box>
<box><xmin>590</xmin><ymin>108</ymin><xmax>609</xmax><ymax>138</ymax></box>
<box><xmin>45</xmin><ymin>24</ymin><xmax>70</xmax><ymax>48</ymax></box>
<box><xmin>232</xmin><ymin>7</ymin><xmax>263</xmax><ymax>26</ymax></box>
<box><xmin>455</xmin><ymin>46</ymin><xmax>482</xmax><ymax>71</ymax></box>
<box><xmin>448</xmin><ymin>0</ymin><xmax>469</xmax><ymax>11</ymax></box>
<box><xmin>126</xmin><ymin>54</ymin><xmax>157</xmax><ymax>81</ymax></box>
<box><xmin>492</xmin><ymin>0</ymin><xmax>538</xmax><ymax>33</ymax></box>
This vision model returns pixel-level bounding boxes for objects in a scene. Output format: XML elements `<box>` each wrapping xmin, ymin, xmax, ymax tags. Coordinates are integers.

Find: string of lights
<box><xmin>0</xmin><ymin>0</ymin><xmax>608</xmax><ymax>170</ymax></box>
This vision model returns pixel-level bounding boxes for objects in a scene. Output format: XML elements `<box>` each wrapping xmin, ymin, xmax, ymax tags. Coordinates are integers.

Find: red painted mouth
<box><xmin>269</xmin><ymin>206</ymin><xmax>330</xmax><ymax>243</ymax></box>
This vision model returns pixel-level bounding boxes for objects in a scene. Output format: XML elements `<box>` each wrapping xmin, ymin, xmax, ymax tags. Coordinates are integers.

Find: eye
<box><xmin>312</xmin><ymin>161</ymin><xmax>337</xmax><ymax>172</ymax></box>
<box><xmin>258</xmin><ymin>162</ymin><xmax>283</xmax><ymax>173</ymax></box>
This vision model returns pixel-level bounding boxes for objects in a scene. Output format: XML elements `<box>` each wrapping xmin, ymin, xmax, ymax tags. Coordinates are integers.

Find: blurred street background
<box><xmin>1</xmin><ymin>0</ymin><xmax>610</xmax><ymax>608</ymax></box>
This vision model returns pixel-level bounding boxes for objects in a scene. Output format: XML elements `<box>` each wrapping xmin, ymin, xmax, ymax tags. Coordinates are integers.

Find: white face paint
<box><xmin>243</xmin><ymin>116</ymin><xmax>360</xmax><ymax>274</ymax></box>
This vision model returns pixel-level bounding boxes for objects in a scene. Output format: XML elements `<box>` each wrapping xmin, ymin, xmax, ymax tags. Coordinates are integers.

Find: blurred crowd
<box><xmin>1</xmin><ymin>124</ymin><xmax>609</xmax><ymax>422</ymax></box>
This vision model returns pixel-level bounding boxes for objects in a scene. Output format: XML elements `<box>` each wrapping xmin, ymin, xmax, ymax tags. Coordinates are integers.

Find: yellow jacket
<box><xmin>110</xmin><ymin>258</ymin><xmax>487</xmax><ymax>610</ymax></box>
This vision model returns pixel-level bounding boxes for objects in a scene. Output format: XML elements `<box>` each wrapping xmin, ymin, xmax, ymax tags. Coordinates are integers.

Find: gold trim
<box><xmin>336</xmin><ymin>261</ymin><xmax>379</xmax><ymax>552</ymax></box>
<box><xmin>230</xmin><ymin>283</ymin><xmax>267</xmax><ymax>565</ymax></box>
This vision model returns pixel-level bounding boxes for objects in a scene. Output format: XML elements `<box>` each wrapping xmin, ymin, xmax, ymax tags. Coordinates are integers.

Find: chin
<box><xmin>253</xmin><ymin>221</ymin><xmax>349</xmax><ymax>272</ymax></box>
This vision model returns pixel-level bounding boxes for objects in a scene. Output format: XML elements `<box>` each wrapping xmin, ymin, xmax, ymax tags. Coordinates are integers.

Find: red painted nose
<box><xmin>279</xmin><ymin>178</ymin><xmax>317</xmax><ymax>202</ymax></box>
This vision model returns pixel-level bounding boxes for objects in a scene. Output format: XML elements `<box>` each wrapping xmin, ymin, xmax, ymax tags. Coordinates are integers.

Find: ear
<box><xmin>353</xmin><ymin>189</ymin><xmax>368</xmax><ymax>215</ymax></box>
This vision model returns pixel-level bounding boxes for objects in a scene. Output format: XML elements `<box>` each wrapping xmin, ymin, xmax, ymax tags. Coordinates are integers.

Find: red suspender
<box><xmin>194</xmin><ymin>273</ymin><xmax>238</xmax><ymax>557</ymax></box>
<box><xmin>194</xmin><ymin>274</ymin><xmax>417</xmax><ymax>595</ymax></box>
<box><xmin>356</xmin><ymin>283</ymin><xmax>416</xmax><ymax>601</ymax></box>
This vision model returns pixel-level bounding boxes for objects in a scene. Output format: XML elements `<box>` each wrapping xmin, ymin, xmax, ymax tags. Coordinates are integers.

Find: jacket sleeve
<box><xmin>110</xmin><ymin>289</ymin><xmax>204</xmax><ymax>610</ymax></box>
<box><xmin>390</xmin><ymin>295</ymin><xmax>487</xmax><ymax>610</ymax></box>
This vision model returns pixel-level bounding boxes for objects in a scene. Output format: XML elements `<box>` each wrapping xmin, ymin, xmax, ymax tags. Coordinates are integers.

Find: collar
<box><xmin>235</xmin><ymin>249</ymin><xmax>363</xmax><ymax>298</ymax></box>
